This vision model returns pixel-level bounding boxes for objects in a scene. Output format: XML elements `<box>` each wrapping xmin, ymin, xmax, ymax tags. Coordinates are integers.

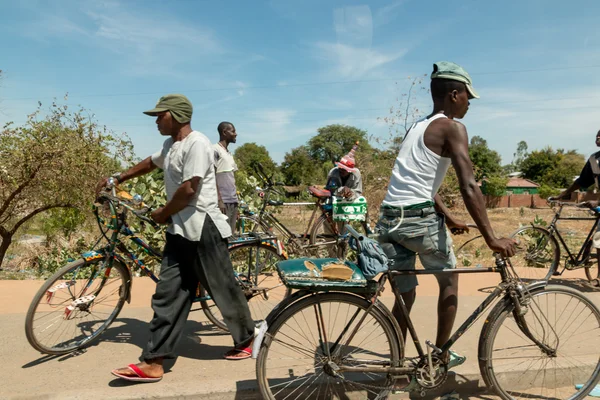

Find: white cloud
<box><xmin>313</xmin><ymin>42</ymin><xmax>406</xmax><ymax>79</ymax></box>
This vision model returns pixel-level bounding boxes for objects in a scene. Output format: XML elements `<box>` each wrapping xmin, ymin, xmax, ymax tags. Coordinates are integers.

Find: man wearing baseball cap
<box><xmin>97</xmin><ymin>94</ymin><xmax>256</xmax><ymax>382</ymax></box>
<box><xmin>376</xmin><ymin>62</ymin><xmax>516</xmax><ymax>392</ymax></box>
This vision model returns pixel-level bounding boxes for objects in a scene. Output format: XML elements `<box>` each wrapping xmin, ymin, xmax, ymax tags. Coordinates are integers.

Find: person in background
<box><xmin>214</xmin><ymin>121</ymin><xmax>239</xmax><ymax>234</ymax></box>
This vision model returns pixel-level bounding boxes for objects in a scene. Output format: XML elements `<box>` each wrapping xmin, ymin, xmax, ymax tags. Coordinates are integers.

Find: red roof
<box><xmin>506</xmin><ymin>177</ymin><xmax>539</xmax><ymax>188</ymax></box>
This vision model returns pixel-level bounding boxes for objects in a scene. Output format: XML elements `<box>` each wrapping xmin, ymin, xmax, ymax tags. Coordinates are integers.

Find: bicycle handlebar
<box><xmin>97</xmin><ymin>187</ymin><xmax>160</xmax><ymax>229</ymax></box>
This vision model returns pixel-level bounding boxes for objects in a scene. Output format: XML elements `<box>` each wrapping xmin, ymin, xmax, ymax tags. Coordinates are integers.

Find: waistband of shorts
<box><xmin>380</xmin><ymin>206</ymin><xmax>436</xmax><ymax>218</ymax></box>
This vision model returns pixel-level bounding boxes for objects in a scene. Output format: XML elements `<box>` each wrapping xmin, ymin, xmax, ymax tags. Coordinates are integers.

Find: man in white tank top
<box><xmin>376</xmin><ymin>62</ymin><xmax>517</xmax><ymax>388</ymax></box>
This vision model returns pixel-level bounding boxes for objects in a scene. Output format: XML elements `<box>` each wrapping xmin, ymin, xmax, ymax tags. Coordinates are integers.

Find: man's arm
<box><xmin>444</xmin><ymin>122</ymin><xmax>516</xmax><ymax>256</ymax></box>
<box><xmin>151</xmin><ymin>177</ymin><xmax>200</xmax><ymax>224</ymax></box>
<box><xmin>95</xmin><ymin>156</ymin><xmax>157</xmax><ymax>195</ymax></box>
<box><xmin>433</xmin><ymin>194</ymin><xmax>469</xmax><ymax>234</ymax></box>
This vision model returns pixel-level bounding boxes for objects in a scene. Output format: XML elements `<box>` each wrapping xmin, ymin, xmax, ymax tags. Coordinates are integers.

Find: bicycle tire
<box><xmin>478</xmin><ymin>284</ymin><xmax>600</xmax><ymax>400</ymax></box>
<box><xmin>308</xmin><ymin>215</ymin><xmax>368</xmax><ymax>259</ymax></box>
<box><xmin>25</xmin><ymin>257</ymin><xmax>130</xmax><ymax>355</ymax></box>
<box><xmin>257</xmin><ymin>292</ymin><xmax>402</xmax><ymax>400</ymax></box>
<box><xmin>509</xmin><ymin>226</ymin><xmax>560</xmax><ymax>282</ymax></box>
<box><xmin>200</xmin><ymin>243</ymin><xmax>290</xmax><ymax>331</ymax></box>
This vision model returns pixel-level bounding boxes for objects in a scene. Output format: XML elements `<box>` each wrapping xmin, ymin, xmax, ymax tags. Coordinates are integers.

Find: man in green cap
<box><xmin>376</xmin><ymin>62</ymin><xmax>517</xmax><ymax>391</ymax></box>
<box><xmin>97</xmin><ymin>94</ymin><xmax>256</xmax><ymax>382</ymax></box>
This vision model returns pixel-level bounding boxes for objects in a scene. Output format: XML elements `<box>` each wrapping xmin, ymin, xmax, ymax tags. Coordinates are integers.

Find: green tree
<box><xmin>520</xmin><ymin>147</ymin><xmax>561</xmax><ymax>184</ymax></box>
<box><xmin>0</xmin><ymin>101</ymin><xmax>133</xmax><ymax>266</ymax></box>
<box><xmin>233</xmin><ymin>142</ymin><xmax>277</xmax><ymax>178</ymax></box>
<box><xmin>542</xmin><ymin>150</ymin><xmax>585</xmax><ymax>188</ymax></box>
<box><xmin>308</xmin><ymin>124</ymin><xmax>370</xmax><ymax>165</ymax></box>
<box><xmin>468</xmin><ymin>136</ymin><xmax>502</xmax><ymax>180</ymax></box>
<box><xmin>280</xmin><ymin>145</ymin><xmax>324</xmax><ymax>186</ymax></box>
<box><xmin>484</xmin><ymin>175</ymin><xmax>510</xmax><ymax>197</ymax></box>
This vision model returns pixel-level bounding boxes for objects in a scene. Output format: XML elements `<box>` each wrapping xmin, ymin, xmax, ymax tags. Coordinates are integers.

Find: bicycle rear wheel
<box><xmin>309</xmin><ymin>215</ymin><xmax>367</xmax><ymax>259</ymax></box>
<box><xmin>509</xmin><ymin>226</ymin><xmax>560</xmax><ymax>282</ymax></box>
<box><xmin>257</xmin><ymin>292</ymin><xmax>401</xmax><ymax>400</ymax></box>
<box><xmin>479</xmin><ymin>285</ymin><xmax>600</xmax><ymax>400</ymax></box>
<box><xmin>200</xmin><ymin>243</ymin><xmax>290</xmax><ymax>330</ymax></box>
<box><xmin>25</xmin><ymin>257</ymin><xmax>129</xmax><ymax>355</ymax></box>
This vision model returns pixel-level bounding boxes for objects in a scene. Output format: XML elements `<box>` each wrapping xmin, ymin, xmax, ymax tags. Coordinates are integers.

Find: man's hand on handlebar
<box><xmin>487</xmin><ymin>237</ymin><xmax>518</xmax><ymax>258</ymax></box>
<box><xmin>151</xmin><ymin>207</ymin><xmax>172</xmax><ymax>225</ymax></box>
<box><xmin>578</xmin><ymin>200</ymin><xmax>599</xmax><ymax>209</ymax></box>
<box><xmin>339</xmin><ymin>187</ymin><xmax>353</xmax><ymax>199</ymax></box>
<box><xmin>95</xmin><ymin>177</ymin><xmax>112</xmax><ymax>197</ymax></box>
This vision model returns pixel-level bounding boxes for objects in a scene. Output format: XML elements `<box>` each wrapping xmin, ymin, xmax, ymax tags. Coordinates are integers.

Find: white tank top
<box><xmin>383</xmin><ymin>114</ymin><xmax>451</xmax><ymax>207</ymax></box>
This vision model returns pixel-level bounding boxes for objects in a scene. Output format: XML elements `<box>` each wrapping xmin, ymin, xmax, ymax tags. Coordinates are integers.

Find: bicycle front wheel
<box><xmin>509</xmin><ymin>226</ymin><xmax>560</xmax><ymax>282</ymax></box>
<box><xmin>25</xmin><ymin>257</ymin><xmax>129</xmax><ymax>355</ymax></box>
<box><xmin>479</xmin><ymin>284</ymin><xmax>600</xmax><ymax>400</ymax></box>
<box><xmin>257</xmin><ymin>292</ymin><xmax>402</xmax><ymax>400</ymax></box>
<box><xmin>200</xmin><ymin>243</ymin><xmax>290</xmax><ymax>330</ymax></box>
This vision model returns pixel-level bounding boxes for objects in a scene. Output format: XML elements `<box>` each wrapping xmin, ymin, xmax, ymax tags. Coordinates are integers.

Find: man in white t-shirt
<box><xmin>97</xmin><ymin>94</ymin><xmax>256</xmax><ymax>383</ymax></box>
<box><xmin>214</xmin><ymin>121</ymin><xmax>239</xmax><ymax>234</ymax></box>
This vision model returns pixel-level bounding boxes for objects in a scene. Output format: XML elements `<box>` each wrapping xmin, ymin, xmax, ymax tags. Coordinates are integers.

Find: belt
<box><xmin>381</xmin><ymin>206</ymin><xmax>436</xmax><ymax>218</ymax></box>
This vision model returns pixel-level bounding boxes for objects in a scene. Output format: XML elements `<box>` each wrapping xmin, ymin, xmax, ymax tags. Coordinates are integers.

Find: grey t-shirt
<box><xmin>151</xmin><ymin>131</ymin><xmax>232</xmax><ymax>241</ymax></box>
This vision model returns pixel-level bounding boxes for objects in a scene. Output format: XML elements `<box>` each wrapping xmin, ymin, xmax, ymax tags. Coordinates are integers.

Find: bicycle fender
<box><xmin>113</xmin><ymin>253</ymin><xmax>133</xmax><ymax>304</ymax></box>
<box><xmin>264</xmin><ymin>290</ymin><xmax>312</xmax><ymax>327</ymax></box>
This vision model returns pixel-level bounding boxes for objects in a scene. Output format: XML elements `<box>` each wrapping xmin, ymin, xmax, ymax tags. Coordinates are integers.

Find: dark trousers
<box><xmin>142</xmin><ymin>216</ymin><xmax>254</xmax><ymax>361</ymax></box>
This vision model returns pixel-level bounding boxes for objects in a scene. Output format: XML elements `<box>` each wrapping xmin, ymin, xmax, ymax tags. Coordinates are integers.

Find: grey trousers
<box><xmin>223</xmin><ymin>203</ymin><xmax>238</xmax><ymax>234</ymax></box>
<box><xmin>141</xmin><ymin>216</ymin><xmax>254</xmax><ymax>361</ymax></box>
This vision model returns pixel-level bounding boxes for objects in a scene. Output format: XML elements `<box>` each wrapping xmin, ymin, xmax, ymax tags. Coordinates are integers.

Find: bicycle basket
<box><xmin>332</xmin><ymin>196</ymin><xmax>368</xmax><ymax>222</ymax></box>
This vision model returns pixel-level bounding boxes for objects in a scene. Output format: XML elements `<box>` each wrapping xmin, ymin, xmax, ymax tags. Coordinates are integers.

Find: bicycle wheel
<box><xmin>478</xmin><ymin>285</ymin><xmax>600</xmax><ymax>400</ymax></box>
<box><xmin>257</xmin><ymin>292</ymin><xmax>402</xmax><ymax>400</ymax></box>
<box><xmin>454</xmin><ymin>225</ymin><xmax>495</xmax><ymax>268</ymax></box>
<box><xmin>509</xmin><ymin>226</ymin><xmax>560</xmax><ymax>282</ymax></box>
<box><xmin>25</xmin><ymin>257</ymin><xmax>129</xmax><ymax>355</ymax></box>
<box><xmin>237</xmin><ymin>215</ymin><xmax>269</xmax><ymax>237</ymax></box>
<box><xmin>200</xmin><ymin>243</ymin><xmax>290</xmax><ymax>330</ymax></box>
<box><xmin>309</xmin><ymin>215</ymin><xmax>367</xmax><ymax>259</ymax></box>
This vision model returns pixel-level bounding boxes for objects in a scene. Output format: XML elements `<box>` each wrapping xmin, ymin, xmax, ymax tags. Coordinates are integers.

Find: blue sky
<box><xmin>1</xmin><ymin>0</ymin><xmax>599</xmax><ymax>166</ymax></box>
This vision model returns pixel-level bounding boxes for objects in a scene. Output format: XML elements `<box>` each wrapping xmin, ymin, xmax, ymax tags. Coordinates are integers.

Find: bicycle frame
<box><xmin>546</xmin><ymin>204</ymin><xmax>600</xmax><ymax>269</ymax></box>
<box><xmin>319</xmin><ymin>263</ymin><xmax>552</xmax><ymax>375</ymax></box>
<box><xmin>245</xmin><ymin>185</ymin><xmax>341</xmax><ymax>248</ymax></box>
<box><xmin>93</xmin><ymin>195</ymin><xmax>283</xmax><ymax>304</ymax></box>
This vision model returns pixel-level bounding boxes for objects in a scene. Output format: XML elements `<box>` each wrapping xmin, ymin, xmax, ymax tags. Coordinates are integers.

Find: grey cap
<box><xmin>431</xmin><ymin>61</ymin><xmax>479</xmax><ymax>99</ymax></box>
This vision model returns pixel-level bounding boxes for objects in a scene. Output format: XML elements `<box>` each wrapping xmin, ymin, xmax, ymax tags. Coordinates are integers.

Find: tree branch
<box><xmin>0</xmin><ymin>163</ymin><xmax>43</xmax><ymax>219</ymax></box>
<box><xmin>10</xmin><ymin>203</ymin><xmax>73</xmax><ymax>235</ymax></box>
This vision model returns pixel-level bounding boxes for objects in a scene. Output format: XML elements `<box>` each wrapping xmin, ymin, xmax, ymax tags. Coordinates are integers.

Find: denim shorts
<box><xmin>375</xmin><ymin>212</ymin><xmax>456</xmax><ymax>293</ymax></box>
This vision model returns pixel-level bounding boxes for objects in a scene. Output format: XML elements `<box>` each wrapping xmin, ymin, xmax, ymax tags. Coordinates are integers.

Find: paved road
<box><xmin>1</xmin><ymin>270</ymin><xmax>598</xmax><ymax>400</ymax></box>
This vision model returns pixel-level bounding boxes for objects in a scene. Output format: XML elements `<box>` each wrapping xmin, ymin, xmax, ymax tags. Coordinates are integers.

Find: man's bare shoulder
<box><xmin>429</xmin><ymin>118</ymin><xmax>467</xmax><ymax>140</ymax></box>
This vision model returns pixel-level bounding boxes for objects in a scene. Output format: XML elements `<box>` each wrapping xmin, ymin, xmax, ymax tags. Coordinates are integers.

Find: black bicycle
<box><xmin>509</xmin><ymin>200</ymin><xmax>600</xmax><ymax>283</ymax></box>
<box><xmin>255</xmin><ymin>226</ymin><xmax>600</xmax><ymax>399</ymax></box>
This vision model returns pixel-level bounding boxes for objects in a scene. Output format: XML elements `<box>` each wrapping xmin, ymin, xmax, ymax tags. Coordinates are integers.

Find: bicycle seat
<box><xmin>308</xmin><ymin>186</ymin><xmax>331</xmax><ymax>199</ymax></box>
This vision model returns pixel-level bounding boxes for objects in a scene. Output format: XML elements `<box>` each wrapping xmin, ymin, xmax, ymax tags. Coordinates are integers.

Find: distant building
<box><xmin>481</xmin><ymin>177</ymin><xmax>540</xmax><ymax>195</ymax></box>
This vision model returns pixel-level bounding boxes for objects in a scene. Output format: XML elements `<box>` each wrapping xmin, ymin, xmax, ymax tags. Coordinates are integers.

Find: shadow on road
<box><xmin>22</xmin><ymin>311</ymin><xmax>232</xmax><ymax>371</ymax></box>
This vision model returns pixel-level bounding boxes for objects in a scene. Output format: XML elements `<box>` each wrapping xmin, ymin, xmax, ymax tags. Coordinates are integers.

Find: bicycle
<box><xmin>255</xmin><ymin>225</ymin><xmax>600</xmax><ymax>399</ymax></box>
<box><xmin>25</xmin><ymin>179</ymin><xmax>289</xmax><ymax>355</ymax></box>
<box><xmin>237</xmin><ymin>162</ymin><xmax>370</xmax><ymax>259</ymax></box>
<box><xmin>508</xmin><ymin>200</ymin><xmax>600</xmax><ymax>283</ymax></box>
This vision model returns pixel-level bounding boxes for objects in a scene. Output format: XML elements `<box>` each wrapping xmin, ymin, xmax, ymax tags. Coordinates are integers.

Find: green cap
<box><xmin>431</xmin><ymin>61</ymin><xmax>479</xmax><ymax>99</ymax></box>
<box><xmin>143</xmin><ymin>94</ymin><xmax>193</xmax><ymax>123</ymax></box>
